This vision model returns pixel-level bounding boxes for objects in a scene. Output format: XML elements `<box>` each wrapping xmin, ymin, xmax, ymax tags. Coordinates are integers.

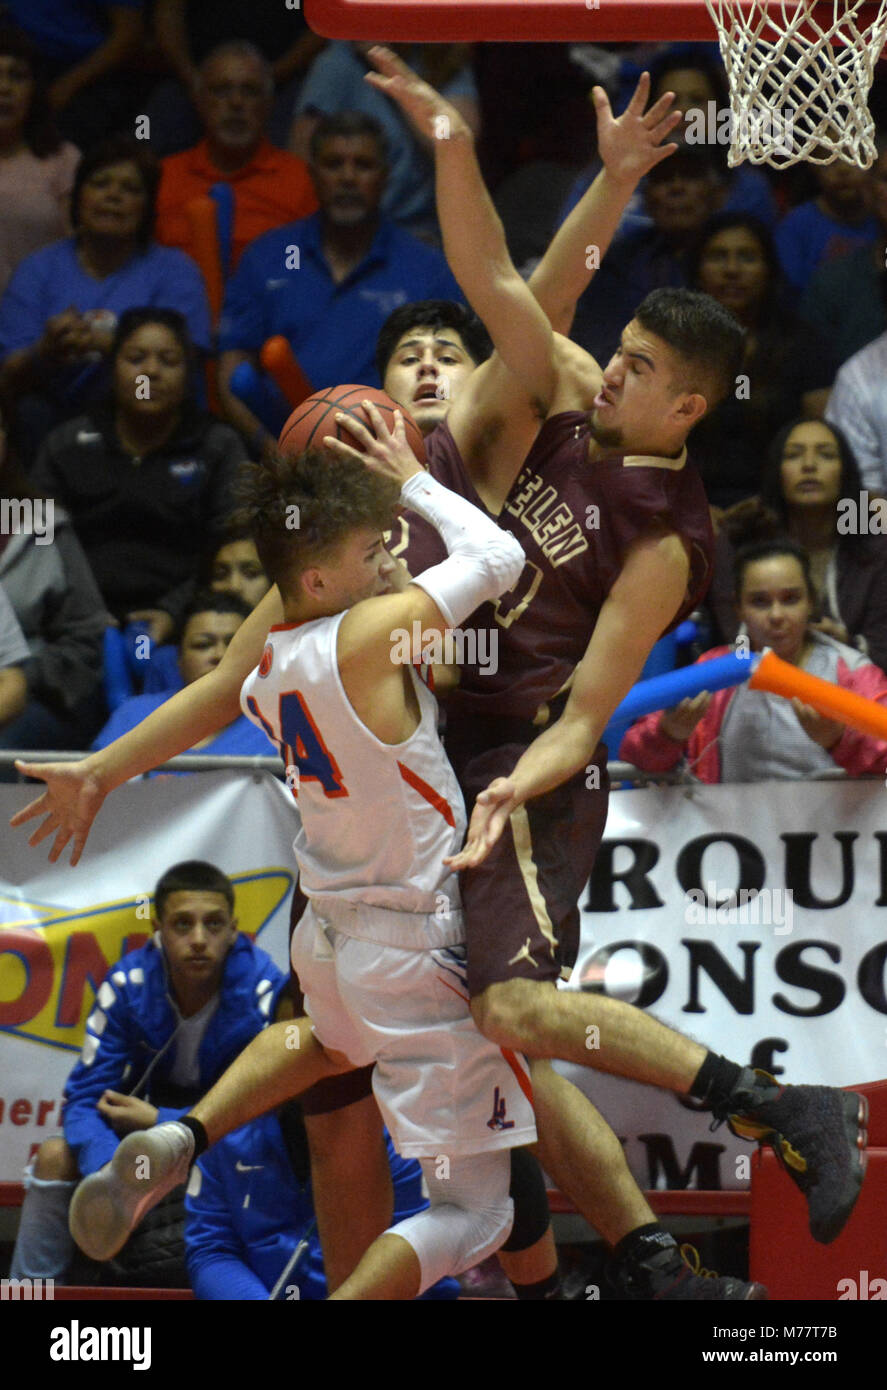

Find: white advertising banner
<box><xmin>558</xmin><ymin>777</ymin><xmax>887</xmax><ymax>1192</ymax></box>
<box><xmin>2</xmin><ymin>773</ymin><xmax>884</xmax><ymax>1194</ymax></box>
<box><xmin>0</xmin><ymin>772</ymin><xmax>297</xmax><ymax>1183</ymax></box>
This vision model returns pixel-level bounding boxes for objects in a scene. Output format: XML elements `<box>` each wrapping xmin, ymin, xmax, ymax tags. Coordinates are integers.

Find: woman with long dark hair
<box><xmin>707</xmin><ymin>416</ymin><xmax>887</xmax><ymax>673</ymax></box>
<box><xmin>688</xmin><ymin>212</ymin><xmax>835</xmax><ymax>507</ymax></box>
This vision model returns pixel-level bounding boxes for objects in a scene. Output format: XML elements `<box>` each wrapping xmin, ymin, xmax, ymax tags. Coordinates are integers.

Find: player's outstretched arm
<box><xmin>11</xmin><ymin>584</ymin><xmax>285</xmax><ymax>863</ymax></box>
<box><xmin>447</xmin><ymin>532</ymin><xmax>690</xmax><ymax>869</ymax></box>
<box><xmin>528</xmin><ymin>75</ymin><xmax>680</xmax><ymax>336</ymax></box>
<box><xmin>364</xmin><ymin>45</ymin><xmax>555</xmax><ymax>411</ymax></box>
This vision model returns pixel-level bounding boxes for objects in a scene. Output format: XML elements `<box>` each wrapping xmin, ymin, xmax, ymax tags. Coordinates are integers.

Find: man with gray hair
<box><xmin>216</xmin><ymin>110</ymin><xmax>463</xmax><ymax>454</ymax></box>
<box><xmin>155</xmin><ymin>41</ymin><xmax>318</xmax><ymax>276</ymax></box>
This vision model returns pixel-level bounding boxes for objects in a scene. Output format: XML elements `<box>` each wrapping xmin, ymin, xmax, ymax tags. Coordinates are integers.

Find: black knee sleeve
<box><xmin>502</xmin><ymin>1147</ymin><xmax>550</xmax><ymax>1252</ymax></box>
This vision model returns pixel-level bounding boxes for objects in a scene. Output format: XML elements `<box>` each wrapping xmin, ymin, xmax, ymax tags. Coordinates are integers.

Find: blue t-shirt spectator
<box><xmin>775</xmin><ymin>200</ymin><xmax>878</xmax><ymax>294</ymax></box>
<box><xmin>218</xmin><ymin>213</ymin><xmax>462</xmax><ymax>390</ymax></box>
<box><xmin>0</xmin><ymin>238</ymin><xmax>211</xmax><ymax>410</ymax></box>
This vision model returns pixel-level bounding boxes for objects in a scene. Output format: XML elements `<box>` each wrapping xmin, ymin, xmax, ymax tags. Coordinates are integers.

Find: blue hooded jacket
<box><xmin>62</xmin><ymin>934</ymin><xmax>287</xmax><ymax>1175</ymax></box>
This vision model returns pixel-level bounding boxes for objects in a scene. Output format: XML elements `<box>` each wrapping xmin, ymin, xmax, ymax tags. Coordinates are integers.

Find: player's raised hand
<box><xmin>363</xmin><ymin>45</ymin><xmax>471</xmax><ymax>143</ymax></box>
<box><xmin>9</xmin><ymin>758</ymin><xmax>108</xmax><ymax>865</ymax></box>
<box><xmin>444</xmin><ymin>778</ymin><xmax>520</xmax><ymax>872</ymax></box>
<box><xmin>592</xmin><ymin>73</ymin><xmax>681</xmax><ymax>186</ymax></box>
<box><xmin>327</xmin><ymin>401</ymin><xmax>425</xmax><ymax>486</ymax></box>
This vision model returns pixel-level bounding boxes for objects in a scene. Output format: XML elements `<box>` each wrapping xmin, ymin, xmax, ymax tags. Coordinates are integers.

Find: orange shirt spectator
<box><xmin>156</xmin><ymin>136</ymin><xmax>317</xmax><ymax>273</ymax></box>
<box><xmin>155</xmin><ymin>42</ymin><xmax>318</xmax><ymax>274</ymax></box>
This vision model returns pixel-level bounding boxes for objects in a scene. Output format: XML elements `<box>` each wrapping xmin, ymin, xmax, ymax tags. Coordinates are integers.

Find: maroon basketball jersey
<box><xmin>392</xmin><ymin>411</ymin><xmax>714</xmax><ymax>725</ymax></box>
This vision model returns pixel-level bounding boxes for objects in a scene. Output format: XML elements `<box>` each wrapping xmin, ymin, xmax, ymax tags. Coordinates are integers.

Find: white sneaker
<box><xmin>69</xmin><ymin>1121</ymin><xmax>196</xmax><ymax>1261</ymax></box>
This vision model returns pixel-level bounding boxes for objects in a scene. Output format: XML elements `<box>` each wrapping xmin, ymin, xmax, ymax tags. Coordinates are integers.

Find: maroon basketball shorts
<box><xmin>444</xmin><ymin>714</ymin><xmax>610</xmax><ymax>998</ymax></box>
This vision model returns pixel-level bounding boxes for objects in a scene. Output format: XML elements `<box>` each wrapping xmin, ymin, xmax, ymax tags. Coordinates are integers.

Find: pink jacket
<box><xmin>619</xmin><ymin>641</ymin><xmax>887</xmax><ymax>782</ymax></box>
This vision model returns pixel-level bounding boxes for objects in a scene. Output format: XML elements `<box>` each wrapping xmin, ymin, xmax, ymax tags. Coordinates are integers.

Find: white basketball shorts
<box><xmin>290</xmin><ymin>898</ymin><xmax>537</xmax><ymax>1159</ymax></box>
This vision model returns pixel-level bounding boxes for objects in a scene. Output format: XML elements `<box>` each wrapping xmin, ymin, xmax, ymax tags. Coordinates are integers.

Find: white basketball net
<box><xmin>704</xmin><ymin>0</ymin><xmax>887</xmax><ymax>166</ymax></box>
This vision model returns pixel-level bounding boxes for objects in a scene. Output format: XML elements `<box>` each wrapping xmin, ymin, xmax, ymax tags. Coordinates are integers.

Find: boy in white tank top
<box><xmin>69</xmin><ymin>420</ymin><xmax>535</xmax><ymax>1299</ymax></box>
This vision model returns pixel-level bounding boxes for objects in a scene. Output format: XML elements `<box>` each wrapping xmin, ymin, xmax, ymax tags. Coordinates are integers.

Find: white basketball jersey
<box><xmin>241</xmin><ymin>615</ymin><xmax>466</xmax><ymax>916</ymax></box>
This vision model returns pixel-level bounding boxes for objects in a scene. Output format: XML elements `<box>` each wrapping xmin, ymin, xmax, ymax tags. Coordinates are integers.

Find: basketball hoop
<box><xmin>705</xmin><ymin>0</ymin><xmax>887</xmax><ymax>167</ymax></box>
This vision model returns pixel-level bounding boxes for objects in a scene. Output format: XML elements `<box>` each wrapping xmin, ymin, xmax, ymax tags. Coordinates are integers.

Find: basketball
<box><xmin>278</xmin><ymin>385</ymin><xmax>426</xmax><ymax>464</ymax></box>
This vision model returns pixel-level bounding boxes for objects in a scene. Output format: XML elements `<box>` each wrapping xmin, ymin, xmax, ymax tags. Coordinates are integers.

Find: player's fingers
<box><xmin>9</xmin><ymin>788</ymin><xmax>50</xmax><ymax>826</ymax></box>
<box><xmin>646</xmin><ymin>143</ymin><xmax>679</xmax><ymax>170</ymax></box>
<box><xmin>590</xmin><ymin>85</ymin><xmax>611</xmax><ymax>116</ymax></box>
<box><xmin>362</xmin><ymin>400</ymin><xmax>394</xmax><ymax>438</ymax></box>
<box><xmin>367</xmin><ymin>45</ymin><xmax>415</xmax><ymax>78</ymax></box>
<box><xmin>26</xmin><ymin>811</ymin><xmax>63</xmax><ymax>847</ymax></box>
<box><xmin>324</xmin><ymin>435</ymin><xmax>371</xmax><ymax>464</ymax></box>
<box><xmin>447</xmin><ymin>835</ymin><xmax>490</xmax><ymax>871</ymax></box>
<box><xmin>444</xmin><ymin>847</ymin><xmax>471</xmax><ymax>870</ymax></box>
<box><xmin>364</xmin><ymin>70</ymin><xmax>414</xmax><ymax>104</ymax></box>
<box><xmin>334</xmin><ymin>410</ymin><xmax>377</xmax><ymax>447</ymax></box>
<box><xmin>364</xmin><ymin>72</ymin><xmax>395</xmax><ymax>95</ymax></box>
<box><xmin>650</xmin><ymin>110</ymin><xmax>683</xmax><ymax>141</ymax></box>
<box><xmin>643</xmin><ymin>90</ymin><xmax>678</xmax><ymax>125</ymax></box>
<box><xmin>625</xmin><ymin>70</ymin><xmax>651</xmax><ymax>114</ymax></box>
<box><xmin>49</xmin><ymin>825</ymin><xmax>74</xmax><ymax>863</ymax></box>
<box><xmin>391</xmin><ymin>409</ymin><xmax>408</xmax><ymax>443</ymax></box>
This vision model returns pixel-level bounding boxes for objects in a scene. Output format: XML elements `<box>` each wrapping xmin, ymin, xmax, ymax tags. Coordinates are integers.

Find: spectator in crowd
<box><xmin>706</xmin><ymin>418</ymin><xmax>887</xmax><ymax>674</ymax></box>
<box><xmin>92</xmin><ymin>590</ymin><xmax>273</xmax><ymax>760</ymax></box>
<box><xmin>206</xmin><ymin>528</ymin><xmax>270</xmax><ymax>612</ymax></box>
<box><xmin>30</xmin><ymin>308</ymin><xmax>245</xmax><ymax>647</ymax></box>
<box><xmin>150</xmin><ymin>0</ymin><xmax>326</xmax><ymax>153</ymax></box>
<box><xmin>0</xmin><ymin>26</ymin><xmax>81</xmax><ymax>296</ymax></box>
<box><xmin>155</xmin><ymin>42</ymin><xmax>318</xmax><ymax>278</ymax></box>
<box><xmin>799</xmin><ymin>138</ymin><xmax>887</xmax><ymax>365</ymax></box>
<box><xmin>289</xmin><ymin>43</ymin><xmax>479</xmax><ymax>243</ymax></box>
<box><xmin>825</xmin><ymin>314</ymin><xmax>887</xmax><ymax>495</ymax></box>
<box><xmin>0</xmin><ymin>134</ymin><xmax>212</xmax><ymax>453</ymax></box>
<box><xmin>9</xmin><ymin>859</ymin><xmax>287</xmax><ymax>1287</ymax></box>
<box><xmin>558</xmin><ymin>48</ymin><xmax>778</xmax><ymax>244</ymax></box>
<box><xmin>620</xmin><ymin>538</ymin><xmax>887</xmax><ymax>782</ymax></box>
<box><xmin>0</xmin><ymin>421</ymin><xmax>107</xmax><ymax>766</ymax></box>
<box><xmin>185</xmin><ymin>1098</ymin><xmax>457</xmax><ymax>1300</ymax></box>
<box><xmin>569</xmin><ymin>142</ymin><xmax>722</xmax><ymax>364</ymax></box>
<box><xmin>0</xmin><ymin>578</ymin><xmax>29</xmax><ymax>729</ymax></box>
<box><xmin>687</xmin><ymin>213</ymin><xmax>835</xmax><ymax>507</ymax></box>
<box><xmin>217</xmin><ymin>113</ymin><xmax>463</xmax><ymax>455</ymax></box>
<box><xmin>775</xmin><ymin>155</ymin><xmax>879</xmax><ymax>294</ymax></box>
<box><xmin>2</xmin><ymin>0</ymin><xmax>148</xmax><ymax>151</ymax></box>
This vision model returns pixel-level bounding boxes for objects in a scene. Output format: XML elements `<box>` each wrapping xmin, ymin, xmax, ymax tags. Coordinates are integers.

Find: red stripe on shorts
<box><xmin>499</xmin><ymin>1047</ymin><xmax>534</xmax><ymax>1107</ymax></box>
